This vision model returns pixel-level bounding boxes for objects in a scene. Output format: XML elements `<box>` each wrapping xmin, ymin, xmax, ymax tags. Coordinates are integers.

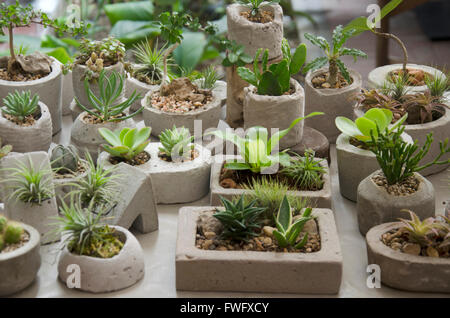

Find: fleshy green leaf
<box><xmin>290</xmin><ymin>43</ymin><xmax>307</xmax><ymax>75</ymax></box>
<box><xmin>276</xmin><ymin>195</ymin><xmax>292</xmax><ymax>231</ymax></box>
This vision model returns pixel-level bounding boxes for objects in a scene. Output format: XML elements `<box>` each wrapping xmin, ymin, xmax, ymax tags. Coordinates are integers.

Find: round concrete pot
<box><xmin>0</xmin><ymin>57</ymin><xmax>62</xmax><ymax>134</ymax></box>
<box><xmin>366</xmin><ymin>222</ymin><xmax>450</xmax><ymax>293</ymax></box>
<box><xmin>243</xmin><ymin>78</ymin><xmax>304</xmax><ymax>150</ymax></box>
<box><xmin>368</xmin><ymin>64</ymin><xmax>445</xmax><ymax>94</ymax></box>
<box><xmin>227</xmin><ymin>3</ymin><xmax>283</xmax><ymax>60</ymax></box>
<box><xmin>57</xmin><ymin>226</ymin><xmax>145</xmax><ymax>293</ymax></box>
<box><xmin>304</xmin><ymin>67</ymin><xmax>362</xmax><ymax>143</ymax></box>
<box><xmin>357</xmin><ymin>170</ymin><xmax>435</xmax><ymax>235</ymax></box>
<box><xmin>336</xmin><ymin>132</ymin><xmax>413</xmax><ymax>202</ymax></box>
<box><xmin>0</xmin><ymin>223</ymin><xmax>41</xmax><ymax>296</ymax></box>
<box><xmin>70</xmin><ymin>111</ymin><xmax>136</xmax><ymax>162</ymax></box>
<box><xmin>194</xmin><ymin>79</ymin><xmax>227</xmax><ymax>107</ymax></box>
<box><xmin>0</xmin><ymin>101</ymin><xmax>52</xmax><ymax>153</ymax></box>
<box><xmin>62</xmin><ymin>70</ymin><xmax>74</xmax><ymax>116</ymax></box>
<box><xmin>142</xmin><ymin>87</ymin><xmax>222</xmax><ymax>137</ymax></box>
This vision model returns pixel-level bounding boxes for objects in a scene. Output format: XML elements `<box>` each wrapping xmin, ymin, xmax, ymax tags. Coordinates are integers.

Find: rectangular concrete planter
<box><xmin>176</xmin><ymin>206</ymin><xmax>343</xmax><ymax>294</ymax></box>
<box><xmin>210</xmin><ymin>155</ymin><xmax>332</xmax><ymax>208</ymax></box>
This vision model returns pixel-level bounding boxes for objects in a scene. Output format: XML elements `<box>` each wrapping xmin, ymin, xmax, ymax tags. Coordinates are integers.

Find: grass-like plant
<box><xmin>381</xmin><ymin>73</ymin><xmax>410</xmax><ymax>101</ymax></box>
<box><xmin>158</xmin><ymin>125</ymin><xmax>194</xmax><ymax>160</ymax></box>
<box><xmin>2</xmin><ymin>90</ymin><xmax>39</xmax><ymax>123</ymax></box>
<box><xmin>99</xmin><ymin>127</ymin><xmax>151</xmax><ymax>161</ymax></box>
<box><xmin>425</xmin><ymin>72</ymin><xmax>449</xmax><ymax>99</ymax></box>
<box><xmin>50</xmin><ymin>145</ymin><xmax>80</xmax><ymax>174</ymax></box>
<box><xmin>213</xmin><ymin>195</ymin><xmax>267</xmax><ymax>241</ymax></box>
<box><xmin>199</xmin><ymin>66</ymin><xmax>220</xmax><ymax>89</ymax></box>
<box><xmin>281</xmin><ymin>150</ymin><xmax>326</xmax><ymax>190</ymax></box>
<box><xmin>0</xmin><ymin>137</ymin><xmax>12</xmax><ymax>159</ymax></box>
<box><xmin>74</xmin><ymin>69</ymin><xmax>142</xmax><ymax>122</ymax></box>
<box><xmin>235</xmin><ymin>0</ymin><xmax>280</xmax><ymax>19</ymax></box>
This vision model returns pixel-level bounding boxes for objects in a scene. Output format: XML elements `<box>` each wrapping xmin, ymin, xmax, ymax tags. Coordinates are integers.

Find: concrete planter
<box><xmin>336</xmin><ymin>133</ymin><xmax>413</xmax><ymax>202</ymax></box>
<box><xmin>368</xmin><ymin>64</ymin><xmax>445</xmax><ymax>94</ymax></box>
<box><xmin>142</xmin><ymin>87</ymin><xmax>221</xmax><ymax>137</ymax></box>
<box><xmin>305</xmin><ymin>67</ymin><xmax>362</xmax><ymax>143</ymax></box>
<box><xmin>57</xmin><ymin>226</ymin><xmax>145</xmax><ymax>293</ymax></box>
<box><xmin>243</xmin><ymin>78</ymin><xmax>305</xmax><ymax>150</ymax></box>
<box><xmin>126</xmin><ymin>73</ymin><xmax>159</xmax><ymax>112</ymax></box>
<box><xmin>98</xmin><ymin>144</ymin><xmax>153</xmax><ymax>175</ymax></box>
<box><xmin>176</xmin><ymin>206</ymin><xmax>342</xmax><ymax>294</ymax></box>
<box><xmin>0</xmin><ymin>102</ymin><xmax>52</xmax><ymax>153</ymax></box>
<box><xmin>357</xmin><ymin>170</ymin><xmax>435</xmax><ymax>235</ymax></box>
<box><xmin>52</xmin><ymin>161</ymin><xmax>89</xmax><ymax>208</ymax></box>
<box><xmin>0</xmin><ymin>58</ymin><xmax>62</xmax><ymax>134</ymax></box>
<box><xmin>0</xmin><ymin>223</ymin><xmax>41</xmax><ymax>296</ymax></box>
<box><xmin>227</xmin><ymin>4</ymin><xmax>283</xmax><ymax>60</ymax></box>
<box><xmin>62</xmin><ymin>70</ymin><xmax>74</xmax><ymax>116</ymax></box>
<box><xmin>70</xmin><ymin>111</ymin><xmax>136</xmax><ymax>161</ymax></box>
<box><xmin>366</xmin><ymin>222</ymin><xmax>450</xmax><ymax>293</ymax></box>
<box><xmin>210</xmin><ymin>155</ymin><xmax>332</xmax><ymax>208</ymax></box>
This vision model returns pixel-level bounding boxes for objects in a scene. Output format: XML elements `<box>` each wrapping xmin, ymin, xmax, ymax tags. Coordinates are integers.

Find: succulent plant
<box><xmin>1</xmin><ymin>90</ymin><xmax>39</xmax><ymax>123</ymax></box>
<box><xmin>0</xmin><ymin>137</ymin><xmax>12</xmax><ymax>160</ymax></box>
<box><xmin>158</xmin><ymin>125</ymin><xmax>194</xmax><ymax>160</ymax></box>
<box><xmin>50</xmin><ymin>145</ymin><xmax>80</xmax><ymax>174</ymax></box>
<box><xmin>3</xmin><ymin>221</ymin><xmax>23</xmax><ymax>244</ymax></box>
<box><xmin>281</xmin><ymin>149</ymin><xmax>326</xmax><ymax>190</ymax></box>
<box><xmin>199</xmin><ymin>66</ymin><xmax>220</xmax><ymax>89</ymax></box>
<box><xmin>402</xmin><ymin>91</ymin><xmax>448</xmax><ymax>124</ymax></box>
<box><xmin>99</xmin><ymin>127</ymin><xmax>151</xmax><ymax>161</ymax></box>
<box><xmin>353</xmin><ymin>89</ymin><xmax>405</xmax><ymax>120</ymax></box>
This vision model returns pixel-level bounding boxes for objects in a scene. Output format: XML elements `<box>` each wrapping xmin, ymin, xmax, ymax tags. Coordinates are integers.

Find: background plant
<box><xmin>353</xmin><ymin>89</ymin><xmax>405</xmax><ymax>121</ymax></box>
<box><xmin>158</xmin><ymin>125</ymin><xmax>194</xmax><ymax>160</ymax></box>
<box><xmin>1</xmin><ymin>90</ymin><xmax>39</xmax><ymax>123</ymax></box>
<box><xmin>50</xmin><ymin>145</ymin><xmax>80</xmax><ymax>175</ymax></box>
<box><xmin>281</xmin><ymin>150</ymin><xmax>325</xmax><ymax>190</ymax></box>
<box><xmin>199</xmin><ymin>65</ymin><xmax>220</xmax><ymax>89</ymax></box>
<box><xmin>402</xmin><ymin>91</ymin><xmax>448</xmax><ymax>124</ymax></box>
<box><xmin>0</xmin><ymin>137</ymin><xmax>12</xmax><ymax>160</ymax></box>
<box><xmin>425</xmin><ymin>72</ymin><xmax>449</xmax><ymax>100</ymax></box>
<box><xmin>99</xmin><ymin>127</ymin><xmax>151</xmax><ymax>161</ymax></box>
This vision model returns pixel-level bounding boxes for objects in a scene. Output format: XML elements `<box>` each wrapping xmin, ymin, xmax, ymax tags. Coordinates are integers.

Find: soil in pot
<box><xmin>108</xmin><ymin>151</ymin><xmax>151</xmax><ymax>166</ymax></box>
<box><xmin>372</xmin><ymin>173</ymin><xmax>419</xmax><ymax>196</ymax></box>
<box><xmin>53</xmin><ymin>161</ymin><xmax>87</xmax><ymax>180</ymax></box>
<box><xmin>388</xmin><ymin>68</ymin><xmax>432</xmax><ymax>86</ymax></box>
<box><xmin>158</xmin><ymin>149</ymin><xmax>198</xmax><ymax>163</ymax></box>
<box><xmin>240</xmin><ymin>9</ymin><xmax>274</xmax><ymax>23</ymax></box>
<box><xmin>0</xmin><ymin>54</ymin><xmax>51</xmax><ymax>82</ymax></box>
<box><xmin>2</xmin><ymin>106</ymin><xmax>42</xmax><ymax>127</ymax></box>
<box><xmin>311</xmin><ymin>71</ymin><xmax>352</xmax><ymax>89</ymax></box>
<box><xmin>0</xmin><ymin>230</ymin><xmax>30</xmax><ymax>254</ymax></box>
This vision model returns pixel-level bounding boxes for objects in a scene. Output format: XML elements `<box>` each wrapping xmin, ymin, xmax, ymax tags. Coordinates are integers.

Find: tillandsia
<box><xmin>424</xmin><ymin>71</ymin><xmax>449</xmax><ymax>100</ymax></box>
<box><xmin>1</xmin><ymin>90</ymin><xmax>40</xmax><ymax>123</ymax></box>
<box><xmin>74</xmin><ymin>69</ymin><xmax>142</xmax><ymax>122</ymax></box>
<box><xmin>0</xmin><ymin>215</ymin><xmax>24</xmax><ymax>252</ymax></box>
<box><xmin>237</xmin><ymin>39</ymin><xmax>307</xmax><ymax>96</ymax></box>
<box><xmin>353</xmin><ymin>88</ymin><xmax>406</xmax><ymax>122</ymax></box>
<box><xmin>235</xmin><ymin>0</ymin><xmax>280</xmax><ymax>18</ymax></box>
<box><xmin>0</xmin><ymin>137</ymin><xmax>12</xmax><ymax>159</ymax></box>
<box><xmin>50</xmin><ymin>145</ymin><xmax>80</xmax><ymax>175</ymax></box>
<box><xmin>401</xmin><ymin>91</ymin><xmax>448</xmax><ymax>125</ymax></box>
<box><xmin>303</xmin><ymin>25</ymin><xmax>367</xmax><ymax>87</ymax></box>
<box><xmin>158</xmin><ymin>125</ymin><xmax>194</xmax><ymax>160</ymax></box>
<box><xmin>99</xmin><ymin>127</ymin><xmax>151</xmax><ymax>161</ymax></box>
<box><xmin>208</xmin><ymin>112</ymin><xmax>323</xmax><ymax>173</ymax></box>
<box><xmin>199</xmin><ymin>66</ymin><xmax>220</xmax><ymax>89</ymax></box>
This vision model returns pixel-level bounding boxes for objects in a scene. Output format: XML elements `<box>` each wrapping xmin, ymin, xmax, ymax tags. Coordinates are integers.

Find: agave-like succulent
<box><xmin>402</xmin><ymin>91</ymin><xmax>449</xmax><ymax>124</ymax></box>
<box><xmin>1</xmin><ymin>90</ymin><xmax>39</xmax><ymax>122</ymax></box>
<box><xmin>353</xmin><ymin>89</ymin><xmax>405</xmax><ymax>122</ymax></box>
<box><xmin>99</xmin><ymin>127</ymin><xmax>151</xmax><ymax>161</ymax></box>
<box><xmin>158</xmin><ymin>125</ymin><xmax>194</xmax><ymax>160</ymax></box>
<box><xmin>398</xmin><ymin>209</ymin><xmax>440</xmax><ymax>247</ymax></box>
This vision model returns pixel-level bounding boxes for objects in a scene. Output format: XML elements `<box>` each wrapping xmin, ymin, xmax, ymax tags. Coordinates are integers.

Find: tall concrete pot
<box><xmin>357</xmin><ymin>170</ymin><xmax>435</xmax><ymax>235</ymax></box>
<box><xmin>305</xmin><ymin>67</ymin><xmax>362</xmax><ymax>143</ymax></box>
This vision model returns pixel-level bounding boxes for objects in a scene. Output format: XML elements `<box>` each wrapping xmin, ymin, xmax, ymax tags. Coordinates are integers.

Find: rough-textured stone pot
<box><xmin>0</xmin><ymin>223</ymin><xmax>41</xmax><ymax>296</ymax></box>
<box><xmin>62</xmin><ymin>70</ymin><xmax>74</xmax><ymax>116</ymax></box>
<box><xmin>366</xmin><ymin>222</ymin><xmax>450</xmax><ymax>293</ymax></box>
<box><xmin>304</xmin><ymin>67</ymin><xmax>362</xmax><ymax>143</ymax></box>
<box><xmin>210</xmin><ymin>155</ymin><xmax>332</xmax><ymax>208</ymax></box>
<box><xmin>0</xmin><ymin>102</ymin><xmax>52</xmax><ymax>153</ymax></box>
<box><xmin>368</xmin><ymin>64</ymin><xmax>445</xmax><ymax>94</ymax></box>
<box><xmin>142</xmin><ymin>88</ymin><xmax>221</xmax><ymax>137</ymax></box>
<box><xmin>0</xmin><ymin>57</ymin><xmax>62</xmax><ymax>134</ymax></box>
<box><xmin>357</xmin><ymin>170</ymin><xmax>435</xmax><ymax>235</ymax></box>
<box><xmin>70</xmin><ymin>111</ymin><xmax>136</xmax><ymax>162</ymax></box>
<box><xmin>176</xmin><ymin>206</ymin><xmax>342</xmax><ymax>294</ymax></box>
<box><xmin>57</xmin><ymin>226</ymin><xmax>145</xmax><ymax>293</ymax></box>
<box><xmin>288</xmin><ymin>126</ymin><xmax>330</xmax><ymax>163</ymax></box>
<box><xmin>354</xmin><ymin>106</ymin><xmax>450</xmax><ymax>176</ymax></box>
<box><xmin>243</xmin><ymin>79</ymin><xmax>304</xmax><ymax>150</ymax></box>
<box><xmin>227</xmin><ymin>4</ymin><xmax>283</xmax><ymax>60</ymax></box>
<box><xmin>336</xmin><ymin>133</ymin><xmax>413</xmax><ymax>202</ymax></box>
<box><xmin>52</xmin><ymin>161</ymin><xmax>89</xmax><ymax>208</ymax></box>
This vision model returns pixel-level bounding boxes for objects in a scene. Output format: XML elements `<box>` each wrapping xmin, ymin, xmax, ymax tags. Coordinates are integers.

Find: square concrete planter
<box><xmin>366</xmin><ymin>222</ymin><xmax>450</xmax><ymax>293</ymax></box>
<box><xmin>210</xmin><ymin>156</ymin><xmax>332</xmax><ymax>209</ymax></box>
<box><xmin>176</xmin><ymin>206</ymin><xmax>343</xmax><ymax>294</ymax></box>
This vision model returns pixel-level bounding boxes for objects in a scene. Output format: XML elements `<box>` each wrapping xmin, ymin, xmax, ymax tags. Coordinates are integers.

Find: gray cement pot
<box><xmin>0</xmin><ymin>101</ymin><xmax>52</xmax><ymax>153</ymax></box>
<box><xmin>126</xmin><ymin>72</ymin><xmax>159</xmax><ymax>112</ymax></box>
<box><xmin>368</xmin><ymin>64</ymin><xmax>445</xmax><ymax>94</ymax></box>
<box><xmin>0</xmin><ymin>223</ymin><xmax>41</xmax><ymax>296</ymax></box>
<box><xmin>70</xmin><ymin>111</ymin><xmax>136</xmax><ymax>162</ymax></box>
<box><xmin>304</xmin><ymin>67</ymin><xmax>362</xmax><ymax>143</ymax></box>
<box><xmin>62</xmin><ymin>70</ymin><xmax>74</xmax><ymax>116</ymax></box>
<box><xmin>366</xmin><ymin>222</ymin><xmax>450</xmax><ymax>293</ymax></box>
<box><xmin>176</xmin><ymin>206</ymin><xmax>342</xmax><ymax>294</ymax></box>
<box><xmin>0</xmin><ymin>57</ymin><xmax>62</xmax><ymax>134</ymax></box>
<box><xmin>357</xmin><ymin>170</ymin><xmax>435</xmax><ymax>235</ymax></box>
<box><xmin>52</xmin><ymin>160</ymin><xmax>89</xmax><ymax>209</ymax></box>
<box><xmin>194</xmin><ymin>79</ymin><xmax>227</xmax><ymax>107</ymax></box>
<box><xmin>227</xmin><ymin>4</ymin><xmax>283</xmax><ymax>60</ymax></box>
<box><xmin>243</xmin><ymin>79</ymin><xmax>305</xmax><ymax>150</ymax></box>
<box><xmin>57</xmin><ymin>226</ymin><xmax>145</xmax><ymax>293</ymax></box>
<box><xmin>336</xmin><ymin>132</ymin><xmax>413</xmax><ymax>202</ymax></box>
<box><xmin>210</xmin><ymin>155</ymin><xmax>332</xmax><ymax>208</ymax></box>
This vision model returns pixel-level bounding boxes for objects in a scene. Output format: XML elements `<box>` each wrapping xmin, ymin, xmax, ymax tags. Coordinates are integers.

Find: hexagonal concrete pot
<box><xmin>366</xmin><ymin>222</ymin><xmax>450</xmax><ymax>293</ymax></box>
<box><xmin>304</xmin><ymin>67</ymin><xmax>362</xmax><ymax>143</ymax></box>
<box><xmin>243</xmin><ymin>79</ymin><xmax>305</xmax><ymax>150</ymax></box>
<box><xmin>336</xmin><ymin>132</ymin><xmax>413</xmax><ymax>202</ymax></box>
<box><xmin>357</xmin><ymin>170</ymin><xmax>435</xmax><ymax>235</ymax></box>
<box><xmin>227</xmin><ymin>4</ymin><xmax>283</xmax><ymax>60</ymax></box>
<box><xmin>210</xmin><ymin>155</ymin><xmax>332</xmax><ymax>209</ymax></box>
<box><xmin>0</xmin><ymin>223</ymin><xmax>41</xmax><ymax>296</ymax></box>
<box><xmin>0</xmin><ymin>101</ymin><xmax>52</xmax><ymax>153</ymax></box>
<box><xmin>176</xmin><ymin>206</ymin><xmax>342</xmax><ymax>294</ymax></box>
<box><xmin>0</xmin><ymin>57</ymin><xmax>62</xmax><ymax>134</ymax></box>
<box><xmin>368</xmin><ymin>64</ymin><xmax>445</xmax><ymax>94</ymax></box>
<box><xmin>57</xmin><ymin>226</ymin><xmax>145</xmax><ymax>293</ymax></box>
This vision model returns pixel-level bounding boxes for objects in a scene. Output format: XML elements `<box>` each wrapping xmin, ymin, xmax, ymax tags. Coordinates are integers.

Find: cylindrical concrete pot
<box><xmin>0</xmin><ymin>101</ymin><xmax>52</xmax><ymax>153</ymax></box>
<box><xmin>57</xmin><ymin>226</ymin><xmax>145</xmax><ymax>293</ymax></box>
<box><xmin>305</xmin><ymin>67</ymin><xmax>362</xmax><ymax>143</ymax></box>
<box><xmin>368</xmin><ymin>64</ymin><xmax>445</xmax><ymax>94</ymax></box>
<box><xmin>366</xmin><ymin>222</ymin><xmax>450</xmax><ymax>293</ymax></box>
<box><xmin>227</xmin><ymin>3</ymin><xmax>283</xmax><ymax>60</ymax></box>
<box><xmin>0</xmin><ymin>223</ymin><xmax>41</xmax><ymax>296</ymax></box>
<box><xmin>70</xmin><ymin>111</ymin><xmax>136</xmax><ymax>162</ymax></box>
<box><xmin>142</xmin><ymin>88</ymin><xmax>221</xmax><ymax>137</ymax></box>
<box><xmin>62</xmin><ymin>70</ymin><xmax>74</xmax><ymax>116</ymax></box>
<box><xmin>0</xmin><ymin>58</ymin><xmax>62</xmax><ymax>134</ymax></box>
<box><xmin>357</xmin><ymin>170</ymin><xmax>435</xmax><ymax>235</ymax></box>
<box><xmin>336</xmin><ymin>132</ymin><xmax>413</xmax><ymax>202</ymax></box>
<box><xmin>243</xmin><ymin>78</ymin><xmax>304</xmax><ymax>150</ymax></box>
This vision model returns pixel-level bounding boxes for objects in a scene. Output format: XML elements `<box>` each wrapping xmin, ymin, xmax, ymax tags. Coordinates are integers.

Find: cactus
<box><xmin>0</xmin><ymin>215</ymin><xmax>7</xmax><ymax>233</ymax></box>
<box><xmin>50</xmin><ymin>144</ymin><xmax>79</xmax><ymax>174</ymax></box>
<box><xmin>0</xmin><ymin>137</ymin><xmax>12</xmax><ymax>159</ymax></box>
<box><xmin>4</xmin><ymin>221</ymin><xmax>24</xmax><ymax>244</ymax></box>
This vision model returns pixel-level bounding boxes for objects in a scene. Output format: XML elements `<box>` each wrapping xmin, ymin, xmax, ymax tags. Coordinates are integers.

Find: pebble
<box><xmin>402</xmin><ymin>243</ymin><xmax>421</xmax><ymax>255</ymax></box>
<box><xmin>263</xmin><ymin>226</ymin><xmax>275</xmax><ymax>237</ymax></box>
<box><xmin>203</xmin><ymin>239</ymin><xmax>213</xmax><ymax>250</ymax></box>
<box><xmin>263</xmin><ymin>237</ymin><xmax>272</xmax><ymax>246</ymax></box>
<box><xmin>426</xmin><ymin>246</ymin><xmax>439</xmax><ymax>258</ymax></box>
<box><xmin>390</xmin><ymin>242</ymin><xmax>402</xmax><ymax>250</ymax></box>
<box><xmin>321</xmin><ymin>82</ymin><xmax>331</xmax><ymax>88</ymax></box>
<box><xmin>204</xmin><ymin>231</ymin><xmax>216</xmax><ymax>239</ymax></box>
<box><xmin>219</xmin><ymin>178</ymin><xmax>237</xmax><ymax>189</ymax></box>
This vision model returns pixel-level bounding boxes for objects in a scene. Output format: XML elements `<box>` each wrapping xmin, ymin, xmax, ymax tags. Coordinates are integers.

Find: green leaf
<box><xmin>99</xmin><ymin>128</ymin><xmax>121</xmax><ymax>146</ymax></box>
<box><xmin>335</xmin><ymin>116</ymin><xmax>362</xmax><ymax>137</ymax></box>
<box><xmin>290</xmin><ymin>43</ymin><xmax>307</xmax><ymax>75</ymax></box>
<box><xmin>123</xmin><ymin>128</ymin><xmax>137</xmax><ymax>147</ymax></box>
<box><xmin>258</xmin><ymin>71</ymin><xmax>282</xmax><ymax>96</ymax></box>
<box><xmin>110</xmin><ymin>21</ymin><xmax>160</xmax><ymax>47</ymax></box>
<box><xmin>343</xmin><ymin>16</ymin><xmax>371</xmax><ymax>37</ymax></box>
<box><xmin>276</xmin><ymin>195</ymin><xmax>291</xmax><ymax>231</ymax></box>
<box><xmin>133</xmin><ymin>127</ymin><xmax>152</xmax><ymax>146</ymax></box>
<box><xmin>104</xmin><ymin>1</ymin><xmax>154</xmax><ymax>26</ymax></box>
<box><xmin>365</xmin><ymin>108</ymin><xmax>390</xmax><ymax>131</ymax></box>
<box><xmin>336</xmin><ymin>59</ymin><xmax>351</xmax><ymax>83</ymax></box>
<box><xmin>304</xmin><ymin>33</ymin><xmax>330</xmax><ymax>52</ymax></box>
<box><xmin>237</xmin><ymin>67</ymin><xmax>258</xmax><ymax>87</ymax></box>
<box><xmin>173</xmin><ymin>32</ymin><xmax>208</xmax><ymax>73</ymax></box>
<box><xmin>273</xmin><ymin>230</ymin><xmax>288</xmax><ymax>248</ymax></box>
<box><xmin>294</xmin><ymin>233</ymin><xmax>309</xmax><ymax>249</ymax></box>
<box><xmin>224</xmin><ymin>162</ymin><xmax>251</xmax><ymax>170</ymax></box>
<box><xmin>389</xmin><ymin>113</ymin><xmax>408</xmax><ymax>132</ymax></box>
<box><xmin>269</xmin><ymin>60</ymin><xmax>290</xmax><ymax>93</ymax></box>
<box><xmin>45</xmin><ymin>47</ymin><xmax>72</xmax><ymax>64</ymax></box>
<box><xmin>340</xmin><ymin>48</ymin><xmax>367</xmax><ymax>61</ymax></box>
<box><xmin>355</xmin><ymin>117</ymin><xmax>378</xmax><ymax>139</ymax></box>
<box><xmin>303</xmin><ymin>57</ymin><xmax>328</xmax><ymax>74</ymax></box>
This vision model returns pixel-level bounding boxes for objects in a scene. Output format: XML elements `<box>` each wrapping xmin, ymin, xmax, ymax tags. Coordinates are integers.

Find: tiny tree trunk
<box><xmin>373</xmin><ymin>30</ymin><xmax>408</xmax><ymax>74</ymax></box>
<box><xmin>160</xmin><ymin>42</ymin><xmax>180</xmax><ymax>95</ymax></box>
<box><xmin>7</xmin><ymin>23</ymin><xmax>17</xmax><ymax>75</ymax></box>
<box><xmin>328</xmin><ymin>58</ymin><xmax>338</xmax><ymax>87</ymax></box>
